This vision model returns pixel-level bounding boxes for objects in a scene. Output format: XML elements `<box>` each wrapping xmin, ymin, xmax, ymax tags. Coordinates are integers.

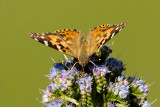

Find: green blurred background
<box><xmin>0</xmin><ymin>0</ymin><xmax>159</xmax><ymax>106</ymax></box>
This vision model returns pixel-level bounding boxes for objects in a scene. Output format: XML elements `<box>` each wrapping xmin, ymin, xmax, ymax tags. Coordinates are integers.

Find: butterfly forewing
<box><xmin>54</xmin><ymin>29</ymin><xmax>84</xmax><ymax>58</ymax></box>
<box><xmin>28</xmin><ymin>21</ymin><xmax>128</xmax><ymax>66</ymax></box>
<box><xmin>28</xmin><ymin>29</ymin><xmax>84</xmax><ymax>58</ymax></box>
<box><xmin>87</xmin><ymin>21</ymin><xmax>128</xmax><ymax>56</ymax></box>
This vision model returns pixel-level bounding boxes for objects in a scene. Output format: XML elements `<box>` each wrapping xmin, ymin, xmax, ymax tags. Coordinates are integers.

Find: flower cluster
<box><xmin>107</xmin><ymin>76</ymin><xmax>129</xmax><ymax>99</ymax></box>
<box><xmin>40</xmin><ymin>45</ymin><xmax>155</xmax><ymax>107</ymax></box>
<box><xmin>76</xmin><ymin>74</ymin><xmax>93</xmax><ymax>106</ymax></box>
<box><xmin>131</xmin><ymin>78</ymin><xmax>149</xmax><ymax>97</ymax></box>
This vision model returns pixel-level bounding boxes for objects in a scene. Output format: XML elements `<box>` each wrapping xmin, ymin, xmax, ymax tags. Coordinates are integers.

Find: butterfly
<box><xmin>28</xmin><ymin>21</ymin><xmax>128</xmax><ymax>67</ymax></box>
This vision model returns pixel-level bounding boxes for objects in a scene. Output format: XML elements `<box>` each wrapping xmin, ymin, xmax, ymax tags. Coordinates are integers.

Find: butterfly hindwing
<box><xmin>87</xmin><ymin>21</ymin><xmax>128</xmax><ymax>56</ymax></box>
<box><xmin>28</xmin><ymin>29</ymin><xmax>84</xmax><ymax>57</ymax></box>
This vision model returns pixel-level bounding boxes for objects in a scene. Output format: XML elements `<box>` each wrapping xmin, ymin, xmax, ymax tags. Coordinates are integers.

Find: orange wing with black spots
<box><xmin>87</xmin><ymin>21</ymin><xmax>128</xmax><ymax>56</ymax></box>
<box><xmin>28</xmin><ymin>29</ymin><xmax>84</xmax><ymax>57</ymax></box>
<box><xmin>28</xmin><ymin>21</ymin><xmax>128</xmax><ymax>66</ymax></box>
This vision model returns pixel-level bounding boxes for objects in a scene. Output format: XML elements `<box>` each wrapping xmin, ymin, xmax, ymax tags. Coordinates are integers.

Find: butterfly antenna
<box><xmin>51</xmin><ymin>57</ymin><xmax>56</xmax><ymax>63</ymax></box>
<box><xmin>71</xmin><ymin>62</ymin><xmax>78</xmax><ymax>71</ymax></box>
<box><xmin>89</xmin><ymin>60</ymin><xmax>100</xmax><ymax>69</ymax></box>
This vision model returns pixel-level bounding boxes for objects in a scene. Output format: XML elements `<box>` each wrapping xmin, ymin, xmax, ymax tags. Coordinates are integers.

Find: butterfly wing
<box><xmin>87</xmin><ymin>21</ymin><xmax>128</xmax><ymax>56</ymax></box>
<box><xmin>28</xmin><ymin>29</ymin><xmax>84</xmax><ymax>58</ymax></box>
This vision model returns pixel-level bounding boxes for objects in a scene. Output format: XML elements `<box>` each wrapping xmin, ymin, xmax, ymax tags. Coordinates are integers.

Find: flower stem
<box><xmin>59</xmin><ymin>91</ymin><xmax>80</xmax><ymax>105</ymax></box>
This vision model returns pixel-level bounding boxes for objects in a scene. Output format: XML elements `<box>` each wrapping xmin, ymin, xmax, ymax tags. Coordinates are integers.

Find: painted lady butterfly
<box><xmin>28</xmin><ymin>21</ymin><xmax>128</xmax><ymax>67</ymax></box>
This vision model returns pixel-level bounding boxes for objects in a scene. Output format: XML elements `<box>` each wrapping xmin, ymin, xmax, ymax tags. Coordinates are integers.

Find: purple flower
<box><xmin>107</xmin><ymin>103</ymin><xmax>115</xmax><ymax>107</ymax></box>
<box><xmin>46</xmin><ymin>82</ymin><xmax>57</xmax><ymax>92</ymax></box>
<box><xmin>65</xmin><ymin>59</ymin><xmax>73</xmax><ymax>67</ymax></box>
<box><xmin>81</xmin><ymin>90</ymin><xmax>86</xmax><ymax>95</ymax></box>
<box><xmin>43</xmin><ymin>94</ymin><xmax>49</xmax><ymax>103</ymax></box>
<box><xmin>77</xmin><ymin>78</ymin><xmax>86</xmax><ymax>90</ymax></box>
<box><xmin>77</xmin><ymin>75</ymin><xmax>93</xmax><ymax>93</ymax></box>
<box><xmin>117</xmin><ymin>76</ymin><xmax>125</xmax><ymax>81</ymax></box>
<box><xmin>67</xmin><ymin>72</ymin><xmax>74</xmax><ymax>80</ymax></box>
<box><xmin>112</xmin><ymin>85</ymin><xmax>119</xmax><ymax>95</ymax></box>
<box><xmin>61</xmin><ymin>69</ymin><xmax>68</xmax><ymax>75</ymax></box>
<box><xmin>99</xmin><ymin>65</ymin><xmax>111</xmax><ymax>74</ymax></box>
<box><xmin>132</xmin><ymin>79</ymin><xmax>144</xmax><ymax>87</ymax></box>
<box><xmin>84</xmin><ymin>75</ymin><xmax>93</xmax><ymax>85</ymax></box>
<box><xmin>118</xmin><ymin>84</ymin><xmax>129</xmax><ymax>98</ymax></box>
<box><xmin>139</xmin><ymin>84</ymin><xmax>148</xmax><ymax>95</ymax></box>
<box><xmin>45</xmin><ymin>102</ymin><xmax>55</xmax><ymax>107</ymax></box>
<box><xmin>108</xmin><ymin>80</ymin><xmax>129</xmax><ymax>99</ymax></box>
<box><xmin>66</xmin><ymin>67</ymin><xmax>78</xmax><ymax>80</ymax></box>
<box><xmin>119</xmin><ymin>90</ymin><xmax>129</xmax><ymax>99</ymax></box>
<box><xmin>139</xmin><ymin>84</ymin><xmax>148</xmax><ymax>92</ymax></box>
<box><xmin>142</xmin><ymin>101</ymin><xmax>151</xmax><ymax>107</ymax></box>
<box><xmin>131</xmin><ymin>78</ymin><xmax>148</xmax><ymax>95</ymax></box>
<box><xmin>86</xmin><ymin>84</ymin><xmax>92</xmax><ymax>93</ymax></box>
<box><xmin>54</xmin><ymin>100</ymin><xmax>62</xmax><ymax>106</ymax></box>
<box><xmin>59</xmin><ymin>84</ymin><xmax>68</xmax><ymax>91</ymax></box>
<box><xmin>67</xmin><ymin>80</ymin><xmax>72</xmax><ymax>86</ymax></box>
<box><xmin>50</xmin><ymin>67</ymin><xmax>58</xmax><ymax>73</ymax></box>
<box><xmin>67</xmin><ymin>104</ymin><xmax>74</xmax><ymax>107</ymax></box>
<box><xmin>120</xmin><ymin>85</ymin><xmax>129</xmax><ymax>91</ymax></box>
<box><xmin>93</xmin><ymin>67</ymin><xmax>101</xmax><ymax>76</ymax></box>
<box><xmin>58</xmin><ymin>75</ymin><xmax>67</xmax><ymax>84</ymax></box>
<box><xmin>50</xmin><ymin>67</ymin><xmax>58</xmax><ymax>79</ymax></box>
<box><xmin>45</xmin><ymin>100</ymin><xmax>62</xmax><ymax>107</ymax></box>
<box><xmin>101</xmin><ymin>71</ymin><xmax>106</xmax><ymax>76</ymax></box>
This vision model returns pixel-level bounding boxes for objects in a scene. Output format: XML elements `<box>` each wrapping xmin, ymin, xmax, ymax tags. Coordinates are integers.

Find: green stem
<box><xmin>59</xmin><ymin>91</ymin><xmax>80</xmax><ymax>105</ymax></box>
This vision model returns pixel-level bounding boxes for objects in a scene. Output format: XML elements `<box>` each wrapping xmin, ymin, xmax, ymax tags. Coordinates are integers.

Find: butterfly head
<box><xmin>78</xmin><ymin>58</ymin><xmax>89</xmax><ymax>67</ymax></box>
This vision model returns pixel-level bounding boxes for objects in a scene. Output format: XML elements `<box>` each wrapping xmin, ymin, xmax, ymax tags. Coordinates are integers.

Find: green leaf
<box><xmin>59</xmin><ymin>91</ymin><xmax>80</xmax><ymax>105</ymax></box>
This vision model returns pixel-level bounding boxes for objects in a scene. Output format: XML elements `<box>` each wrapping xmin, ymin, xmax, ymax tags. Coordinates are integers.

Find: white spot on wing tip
<box><xmin>111</xmin><ymin>33</ymin><xmax>115</xmax><ymax>38</ymax></box>
<box><xmin>56</xmin><ymin>45</ymin><xmax>62</xmax><ymax>52</ymax></box>
<box><xmin>44</xmin><ymin>41</ymin><xmax>49</xmax><ymax>46</ymax></box>
<box><xmin>34</xmin><ymin>38</ymin><xmax>38</xmax><ymax>41</ymax></box>
<box><xmin>115</xmin><ymin>27</ymin><xmax>119</xmax><ymax>30</ymax></box>
<box><xmin>119</xmin><ymin>28</ymin><xmax>122</xmax><ymax>31</ymax></box>
<box><xmin>57</xmin><ymin>45</ymin><xmax>61</xmax><ymax>49</ymax></box>
<box><xmin>40</xmin><ymin>36</ymin><xmax>45</xmax><ymax>39</ymax></box>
